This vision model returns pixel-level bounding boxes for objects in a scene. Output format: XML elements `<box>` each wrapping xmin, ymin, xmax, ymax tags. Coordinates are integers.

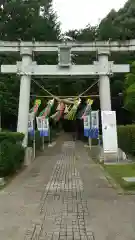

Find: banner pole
<box><xmin>49</xmin><ymin>127</ymin><xmax>51</xmax><ymax>145</ymax></box>
<box><xmin>33</xmin><ymin>118</ymin><xmax>36</xmax><ymax>159</ymax></box>
<box><xmin>97</xmin><ymin>110</ymin><xmax>100</xmax><ymax>146</ymax></box>
<box><xmin>42</xmin><ymin>135</ymin><xmax>45</xmax><ymax>151</ymax></box>
<box><xmin>88</xmin><ymin>107</ymin><xmax>92</xmax><ymax>149</ymax></box>
<box><xmin>88</xmin><ymin>137</ymin><xmax>91</xmax><ymax>150</ymax></box>
<box><xmin>42</xmin><ymin>118</ymin><xmax>45</xmax><ymax>151</ymax></box>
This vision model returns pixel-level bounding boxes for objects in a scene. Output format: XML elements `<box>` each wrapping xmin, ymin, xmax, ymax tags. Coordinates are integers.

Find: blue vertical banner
<box><xmin>41</xmin><ymin>118</ymin><xmax>49</xmax><ymax>137</ymax></box>
<box><xmin>36</xmin><ymin>116</ymin><xmax>42</xmax><ymax>135</ymax></box>
<box><xmin>36</xmin><ymin>117</ymin><xmax>49</xmax><ymax>137</ymax></box>
<box><xmin>90</xmin><ymin>111</ymin><xmax>99</xmax><ymax>139</ymax></box>
<box><xmin>83</xmin><ymin>115</ymin><xmax>91</xmax><ymax>137</ymax></box>
<box><xmin>28</xmin><ymin>113</ymin><xmax>34</xmax><ymax>136</ymax></box>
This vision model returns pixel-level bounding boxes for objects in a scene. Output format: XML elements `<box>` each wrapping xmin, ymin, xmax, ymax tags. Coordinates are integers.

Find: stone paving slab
<box><xmin>0</xmin><ymin>135</ymin><xmax>135</xmax><ymax>240</ymax></box>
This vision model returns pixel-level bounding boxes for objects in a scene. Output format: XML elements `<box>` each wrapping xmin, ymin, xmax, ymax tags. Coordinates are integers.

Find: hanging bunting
<box><xmin>39</xmin><ymin>99</ymin><xmax>54</xmax><ymax>118</ymax></box>
<box><xmin>28</xmin><ymin>99</ymin><xmax>41</xmax><ymax>136</ymax></box>
<box><xmin>36</xmin><ymin>99</ymin><xmax>54</xmax><ymax>136</ymax></box>
<box><xmin>58</xmin><ymin>102</ymin><xmax>65</xmax><ymax>120</ymax></box>
<box><xmin>50</xmin><ymin>112</ymin><xmax>59</xmax><ymax>120</ymax></box>
<box><xmin>82</xmin><ymin>98</ymin><xmax>93</xmax><ymax>119</ymax></box>
<box><xmin>64</xmin><ymin>105</ymin><xmax>69</xmax><ymax>114</ymax></box>
<box><xmin>67</xmin><ymin>99</ymin><xmax>81</xmax><ymax>120</ymax></box>
<box><xmin>51</xmin><ymin>102</ymin><xmax>65</xmax><ymax>122</ymax></box>
<box><xmin>30</xmin><ymin>99</ymin><xmax>41</xmax><ymax>114</ymax></box>
<box><xmin>56</xmin><ymin>102</ymin><xmax>61</xmax><ymax>111</ymax></box>
<box><xmin>64</xmin><ymin>105</ymin><xmax>72</xmax><ymax>119</ymax></box>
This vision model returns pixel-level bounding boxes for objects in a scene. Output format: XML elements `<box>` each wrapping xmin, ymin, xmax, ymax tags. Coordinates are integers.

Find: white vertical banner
<box><xmin>84</xmin><ymin>115</ymin><xmax>91</xmax><ymax>137</ymax></box>
<box><xmin>36</xmin><ymin>117</ymin><xmax>49</xmax><ymax>137</ymax></box>
<box><xmin>91</xmin><ymin>111</ymin><xmax>99</xmax><ymax>129</ymax></box>
<box><xmin>101</xmin><ymin>111</ymin><xmax>118</xmax><ymax>153</ymax></box>
<box><xmin>90</xmin><ymin>111</ymin><xmax>99</xmax><ymax>139</ymax></box>
<box><xmin>36</xmin><ymin>117</ymin><xmax>42</xmax><ymax>131</ymax></box>
<box><xmin>42</xmin><ymin>118</ymin><xmax>49</xmax><ymax>136</ymax></box>
<box><xmin>28</xmin><ymin>113</ymin><xmax>34</xmax><ymax>133</ymax></box>
<box><xmin>84</xmin><ymin>115</ymin><xmax>90</xmax><ymax>129</ymax></box>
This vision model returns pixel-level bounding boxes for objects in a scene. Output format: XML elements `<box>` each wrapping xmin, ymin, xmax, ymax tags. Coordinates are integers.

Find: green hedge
<box><xmin>0</xmin><ymin>132</ymin><xmax>25</xmax><ymax>177</ymax></box>
<box><xmin>117</xmin><ymin>125</ymin><xmax>135</xmax><ymax>155</ymax></box>
<box><xmin>0</xmin><ymin>132</ymin><xmax>24</xmax><ymax>143</ymax></box>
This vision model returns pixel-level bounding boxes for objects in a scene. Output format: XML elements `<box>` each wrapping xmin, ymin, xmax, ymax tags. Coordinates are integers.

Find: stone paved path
<box><xmin>0</xmin><ymin>135</ymin><xmax>135</xmax><ymax>239</ymax></box>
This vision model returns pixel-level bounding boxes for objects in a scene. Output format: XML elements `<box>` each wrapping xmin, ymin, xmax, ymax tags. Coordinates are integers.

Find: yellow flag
<box><xmin>35</xmin><ymin>99</ymin><xmax>41</xmax><ymax>106</ymax></box>
<box><xmin>87</xmin><ymin>98</ymin><xmax>93</xmax><ymax>105</ymax></box>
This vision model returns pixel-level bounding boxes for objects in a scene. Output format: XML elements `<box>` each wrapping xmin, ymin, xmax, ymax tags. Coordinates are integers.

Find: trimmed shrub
<box><xmin>0</xmin><ymin>132</ymin><xmax>25</xmax><ymax>177</ymax></box>
<box><xmin>0</xmin><ymin>132</ymin><xmax>24</xmax><ymax>144</ymax></box>
<box><xmin>117</xmin><ymin>125</ymin><xmax>135</xmax><ymax>155</ymax></box>
<box><xmin>0</xmin><ymin>140</ymin><xmax>25</xmax><ymax>177</ymax></box>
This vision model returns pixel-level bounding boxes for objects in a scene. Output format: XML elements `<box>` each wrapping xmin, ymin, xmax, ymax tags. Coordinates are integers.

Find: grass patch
<box><xmin>104</xmin><ymin>164</ymin><xmax>135</xmax><ymax>191</ymax></box>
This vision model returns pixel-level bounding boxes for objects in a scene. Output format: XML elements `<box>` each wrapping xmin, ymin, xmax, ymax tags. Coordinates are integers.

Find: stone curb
<box><xmin>98</xmin><ymin>163</ymin><xmax>135</xmax><ymax>195</ymax></box>
<box><xmin>98</xmin><ymin>164</ymin><xmax>124</xmax><ymax>194</ymax></box>
<box><xmin>0</xmin><ymin>177</ymin><xmax>6</xmax><ymax>187</ymax></box>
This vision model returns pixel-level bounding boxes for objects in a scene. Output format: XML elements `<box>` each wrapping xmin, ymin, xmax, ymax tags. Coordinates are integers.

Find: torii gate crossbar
<box><xmin>0</xmin><ymin>40</ymin><xmax>132</xmax><ymax>161</ymax></box>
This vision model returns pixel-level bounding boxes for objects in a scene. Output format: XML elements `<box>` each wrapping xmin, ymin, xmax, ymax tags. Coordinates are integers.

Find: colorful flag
<box><xmin>67</xmin><ymin>99</ymin><xmax>81</xmax><ymax>120</ymax></box>
<box><xmin>82</xmin><ymin>98</ymin><xmax>93</xmax><ymax>119</ymax></box>
<box><xmin>30</xmin><ymin>99</ymin><xmax>41</xmax><ymax>115</ymax></box>
<box><xmin>28</xmin><ymin>99</ymin><xmax>41</xmax><ymax>135</ymax></box>
<box><xmin>39</xmin><ymin>99</ymin><xmax>54</xmax><ymax>119</ymax></box>
<box><xmin>57</xmin><ymin>102</ymin><xmax>65</xmax><ymax>121</ymax></box>
<box><xmin>50</xmin><ymin>102</ymin><xmax>65</xmax><ymax>122</ymax></box>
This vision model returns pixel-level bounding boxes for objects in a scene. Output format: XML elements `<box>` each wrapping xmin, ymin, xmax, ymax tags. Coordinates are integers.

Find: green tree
<box><xmin>98</xmin><ymin>10</ymin><xmax>120</xmax><ymax>40</ymax></box>
<box><xmin>0</xmin><ymin>0</ymin><xmax>60</xmax><ymax>127</ymax></box>
<box><xmin>124</xmin><ymin>62</ymin><xmax>135</xmax><ymax>113</ymax></box>
<box><xmin>2</xmin><ymin>0</ymin><xmax>135</xmax><ymax>127</ymax></box>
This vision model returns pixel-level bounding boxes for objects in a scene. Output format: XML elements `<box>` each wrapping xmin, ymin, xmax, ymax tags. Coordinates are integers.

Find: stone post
<box><xmin>17</xmin><ymin>48</ymin><xmax>32</xmax><ymax>147</ymax></box>
<box><xmin>98</xmin><ymin>50</ymin><xmax>112</xmax><ymax>111</ymax></box>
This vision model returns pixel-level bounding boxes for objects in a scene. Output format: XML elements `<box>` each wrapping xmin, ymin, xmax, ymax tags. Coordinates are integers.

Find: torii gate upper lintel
<box><xmin>0</xmin><ymin>41</ymin><xmax>131</xmax><ymax>147</ymax></box>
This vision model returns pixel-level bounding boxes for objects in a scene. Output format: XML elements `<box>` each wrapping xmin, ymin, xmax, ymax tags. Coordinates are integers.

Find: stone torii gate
<box><xmin>0</xmin><ymin>40</ymin><xmax>132</xmax><ymax>154</ymax></box>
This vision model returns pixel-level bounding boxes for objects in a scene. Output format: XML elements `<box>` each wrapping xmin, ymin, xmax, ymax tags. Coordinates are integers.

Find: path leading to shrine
<box><xmin>0</xmin><ymin>134</ymin><xmax>135</xmax><ymax>240</ymax></box>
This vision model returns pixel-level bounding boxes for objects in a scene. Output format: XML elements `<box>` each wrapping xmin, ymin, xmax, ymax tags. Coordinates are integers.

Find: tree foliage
<box><xmin>124</xmin><ymin>62</ymin><xmax>135</xmax><ymax>113</ymax></box>
<box><xmin>0</xmin><ymin>0</ymin><xmax>60</xmax><ymax>125</ymax></box>
<box><xmin>1</xmin><ymin>0</ymin><xmax>135</xmax><ymax>127</ymax></box>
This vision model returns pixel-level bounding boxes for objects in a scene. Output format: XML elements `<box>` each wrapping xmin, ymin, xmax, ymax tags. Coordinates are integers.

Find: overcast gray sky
<box><xmin>53</xmin><ymin>0</ymin><xmax>127</xmax><ymax>32</ymax></box>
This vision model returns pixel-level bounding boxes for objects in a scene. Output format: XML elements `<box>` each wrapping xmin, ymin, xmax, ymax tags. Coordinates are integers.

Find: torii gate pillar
<box><xmin>98</xmin><ymin>50</ymin><xmax>112</xmax><ymax>111</ymax></box>
<box><xmin>17</xmin><ymin>48</ymin><xmax>32</xmax><ymax>147</ymax></box>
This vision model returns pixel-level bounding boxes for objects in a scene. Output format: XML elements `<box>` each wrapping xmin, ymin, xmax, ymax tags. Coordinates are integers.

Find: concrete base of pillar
<box><xmin>0</xmin><ymin>178</ymin><xmax>5</xmax><ymax>186</ymax></box>
<box><xmin>103</xmin><ymin>152</ymin><xmax>118</xmax><ymax>163</ymax></box>
<box><xmin>89</xmin><ymin>146</ymin><xmax>128</xmax><ymax>164</ymax></box>
<box><xmin>24</xmin><ymin>147</ymin><xmax>34</xmax><ymax>166</ymax></box>
<box><xmin>99</xmin><ymin>148</ymin><xmax>128</xmax><ymax>164</ymax></box>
